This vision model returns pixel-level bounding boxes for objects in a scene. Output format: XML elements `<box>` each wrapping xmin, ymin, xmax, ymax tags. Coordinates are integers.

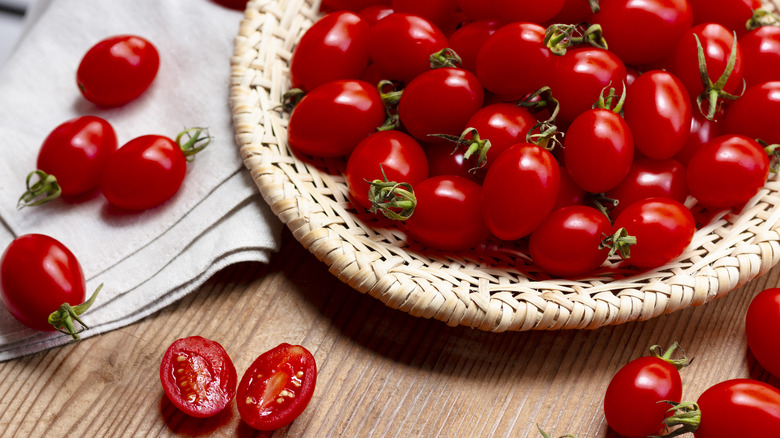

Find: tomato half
<box><xmin>745</xmin><ymin>288</ymin><xmax>780</xmax><ymax>379</ymax></box>
<box><xmin>237</xmin><ymin>343</ymin><xmax>317</xmax><ymax>431</ymax></box>
<box><xmin>77</xmin><ymin>35</ymin><xmax>159</xmax><ymax>107</ymax></box>
<box><xmin>160</xmin><ymin>336</ymin><xmax>237</xmax><ymax>418</ymax></box>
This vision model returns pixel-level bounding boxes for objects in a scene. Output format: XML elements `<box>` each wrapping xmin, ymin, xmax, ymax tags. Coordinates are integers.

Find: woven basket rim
<box><xmin>229</xmin><ymin>0</ymin><xmax>780</xmax><ymax>332</ymax></box>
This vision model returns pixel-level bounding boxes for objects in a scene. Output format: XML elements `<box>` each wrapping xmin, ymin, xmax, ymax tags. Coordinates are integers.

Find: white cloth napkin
<box><xmin>0</xmin><ymin>0</ymin><xmax>282</xmax><ymax>360</ymax></box>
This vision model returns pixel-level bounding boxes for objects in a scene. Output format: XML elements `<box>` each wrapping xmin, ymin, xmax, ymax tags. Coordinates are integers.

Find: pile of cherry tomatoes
<box><xmin>286</xmin><ymin>0</ymin><xmax>780</xmax><ymax>279</ymax></box>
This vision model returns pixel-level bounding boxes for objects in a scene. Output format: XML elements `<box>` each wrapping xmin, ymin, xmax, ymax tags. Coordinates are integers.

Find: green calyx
<box><xmin>760</xmin><ymin>139</ymin><xmax>780</xmax><ymax>171</ymax></box>
<box><xmin>651</xmin><ymin>401</ymin><xmax>701</xmax><ymax>438</ymax></box>
<box><xmin>537</xmin><ymin>424</ymin><xmax>578</xmax><ymax>438</ymax></box>
<box><xmin>650</xmin><ymin>342</ymin><xmax>693</xmax><ymax>370</ymax></box>
<box><xmin>429</xmin><ymin>48</ymin><xmax>462</xmax><ymax>69</ymax></box>
<box><xmin>18</xmin><ymin>170</ymin><xmax>62</xmax><ymax>209</ymax></box>
<box><xmin>594</xmin><ymin>82</ymin><xmax>626</xmax><ymax>115</ymax></box>
<box><xmin>694</xmin><ymin>33</ymin><xmax>743</xmax><ymax>121</ymax></box>
<box><xmin>176</xmin><ymin>128</ymin><xmax>212</xmax><ymax>161</ymax></box>
<box><xmin>544</xmin><ymin>23</ymin><xmax>608</xmax><ymax>56</ymax></box>
<box><xmin>589</xmin><ymin>0</ymin><xmax>600</xmax><ymax>13</ymax></box>
<box><xmin>600</xmin><ymin>227</ymin><xmax>637</xmax><ymax>259</ymax></box>
<box><xmin>367</xmin><ymin>167</ymin><xmax>416</xmax><ymax>221</ymax></box>
<box><xmin>48</xmin><ymin>284</ymin><xmax>102</xmax><ymax>341</ymax></box>
<box><xmin>518</xmin><ymin>86</ymin><xmax>560</xmax><ymax>123</ymax></box>
<box><xmin>588</xmin><ymin>193</ymin><xmax>619</xmax><ymax>222</ymax></box>
<box><xmin>281</xmin><ymin>88</ymin><xmax>306</xmax><ymax>112</ymax></box>
<box><xmin>526</xmin><ymin>121</ymin><xmax>562</xmax><ymax>151</ymax></box>
<box><xmin>746</xmin><ymin>8</ymin><xmax>780</xmax><ymax>31</ymax></box>
<box><xmin>378</xmin><ymin>80</ymin><xmax>403</xmax><ymax>131</ymax></box>
<box><xmin>430</xmin><ymin>127</ymin><xmax>491</xmax><ymax>171</ymax></box>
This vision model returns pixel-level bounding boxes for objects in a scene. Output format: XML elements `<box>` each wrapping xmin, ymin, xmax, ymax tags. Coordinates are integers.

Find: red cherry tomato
<box><xmin>345</xmin><ymin>131</ymin><xmax>429</xmax><ymax>210</ymax></box>
<box><xmin>592</xmin><ymin>0</ymin><xmax>692</xmax><ymax>67</ymax></box>
<box><xmin>551</xmin><ymin>0</ymin><xmax>595</xmax><ymax>24</ymax></box>
<box><xmin>688</xmin><ymin>0</ymin><xmax>762</xmax><ymax>35</ymax></box>
<box><xmin>209</xmin><ymin>0</ymin><xmax>249</xmax><ymax>10</ymax></box>
<box><xmin>357</xmin><ymin>5</ymin><xmax>394</xmax><ymax>26</ymax></box>
<box><xmin>605</xmin><ymin>157</ymin><xmax>688</xmax><ymax>219</ymax></box>
<box><xmin>489</xmin><ymin>0</ymin><xmax>564</xmax><ymax>23</ymax></box>
<box><xmin>0</xmin><ymin>234</ymin><xmax>94</xmax><ymax>337</ymax></box>
<box><xmin>237</xmin><ymin>343</ymin><xmax>317</xmax><ymax>431</ymax></box>
<box><xmin>77</xmin><ymin>35</ymin><xmax>159</xmax><ymax>107</ymax></box>
<box><xmin>475</xmin><ymin>22</ymin><xmax>554</xmax><ymax>99</ymax></box>
<box><xmin>612</xmin><ymin>198</ymin><xmax>695</xmax><ymax>268</ymax></box>
<box><xmin>723</xmin><ymin>81</ymin><xmax>780</xmax><ymax>145</ymax></box>
<box><xmin>320</xmin><ymin>0</ymin><xmax>391</xmax><ymax>12</ymax></box>
<box><xmin>368</xmin><ymin>13</ymin><xmax>448</xmax><ymax>83</ymax></box>
<box><xmin>447</xmin><ymin>20</ymin><xmax>500</xmax><ymax>75</ymax></box>
<box><xmin>461</xmin><ymin>102</ymin><xmax>537</xmax><ymax>172</ymax></box>
<box><xmin>552</xmin><ymin>169</ymin><xmax>586</xmax><ymax>211</ymax></box>
<box><xmin>741</xmin><ymin>26</ymin><xmax>780</xmax><ymax>87</ymax></box>
<box><xmin>423</xmin><ymin>142</ymin><xmax>480</xmax><ymax>182</ymax></box>
<box><xmin>694</xmin><ymin>379</ymin><xmax>780</xmax><ymax>437</ymax></box>
<box><xmin>746</xmin><ymin>288</ymin><xmax>780</xmax><ymax>379</ymax></box>
<box><xmin>529</xmin><ymin>205</ymin><xmax>611</xmax><ymax>278</ymax></box>
<box><xmin>675</xmin><ymin>109</ymin><xmax>724</xmax><ymax>165</ymax></box>
<box><xmin>623</xmin><ymin>70</ymin><xmax>692</xmax><ymax>159</ymax></box>
<box><xmin>404</xmin><ymin>175</ymin><xmax>489</xmax><ymax>251</ymax></box>
<box><xmin>603</xmin><ymin>345</ymin><xmax>686</xmax><ymax>437</ymax></box>
<box><xmin>159</xmin><ymin>336</ymin><xmax>237</xmax><ymax>418</ymax></box>
<box><xmin>101</xmin><ymin>129</ymin><xmax>209</xmax><ymax>211</ymax></box>
<box><xmin>455</xmin><ymin>0</ymin><xmax>498</xmax><ymax>20</ymax></box>
<box><xmin>686</xmin><ymin>134</ymin><xmax>769</xmax><ymax>209</ymax></box>
<box><xmin>290</xmin><ymin>12</ymin><xmax>371</xmax><ymax>93</ymax></box>
<box><xmin>551</xmin><ymin>47</ymin><xmax>627</xmax><ymax>123</ymax></box>
<box><xmin>390</xmin><ymin>0</ymin><xmax>458</xmax><ymax>33</ymax></box>
<box><xmin>563</xmin><ymin>108</ymin><xmax>635</xmax><ymax>193</ymax></box>
<box><xmin>288</xmin><ymin>80</ymin><xmax>385</xmax><ymax>157</ymax></box>
<box><xmin>481</xmin><ymin>143</ymin><xmax>560</xmax><ymax>241</ymax></box>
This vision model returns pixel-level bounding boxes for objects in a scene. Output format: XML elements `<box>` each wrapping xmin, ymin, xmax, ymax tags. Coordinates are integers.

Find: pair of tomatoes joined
<box><xmin>160</xmin><ymin>337</ymin><xmax>317</xmax><ymax>431</ymax></box>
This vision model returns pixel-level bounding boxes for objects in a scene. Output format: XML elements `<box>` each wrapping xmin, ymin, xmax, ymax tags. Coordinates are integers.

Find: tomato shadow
<box><xmin>159</xmin><ymin>393</ymin><xmax>236</xmax><ymax>436</ymax></box>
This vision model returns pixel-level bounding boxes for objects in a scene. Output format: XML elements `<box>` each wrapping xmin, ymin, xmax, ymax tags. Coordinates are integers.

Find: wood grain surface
<box><xmin>0</xmin><ymin>228</ymin><xmax>778</xmax><ymax>437</ymax></box>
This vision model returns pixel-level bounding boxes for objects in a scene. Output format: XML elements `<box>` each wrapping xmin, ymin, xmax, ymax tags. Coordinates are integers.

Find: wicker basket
<box><xmin>230</xmin><ymin>0</ymin><xmax>780</xmax><ymax>332</ymax></box>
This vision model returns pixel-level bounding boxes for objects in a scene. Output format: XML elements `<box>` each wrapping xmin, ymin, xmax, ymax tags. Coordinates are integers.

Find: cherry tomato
<box><xmin>0</xmin><ymin>234</ymin><xmax>95</xmax><ymax>337</ymax></box>
<box><xmin>288</xmin><ymin>80</ymin><xmax>385</xmax><ymax>157</ymax></box>
<box><xmin>603</xmin><ymin>344</ymin><xmax>687</xmax><ymax>437</ymax></box>
<box><xmin>552</xmin><ymin>169</ymin><xmax>586</xmax><ymax>211</ymax></box>
<box><xmin>675</xmin><ymin>109</ymin><xmax>724</xmax><ymax>165</ymax></box>
<box><xmin>694</xmin><ymin>379</ymin><xmax>780</xmax><ymax>437</ymax></box>
<box><xmin>100</xmin><ymin>129</ymin><xmax>210</xmax><ymax>211</ymax></box>
<box><xmin>490</xmin><ymin>0</ymin><xmax>564</xmax><ymax>23</ymax></box>
<box><xmin>447</xmin><ymin>20</ymin><xmax>500</xmax><ymax>75</ymax></box>
<box><xmin>209</xmin><ymin>0</ymin><xmax>249</xmax><ymax>10</ymax></box>
<box><xmin>475</xmin><ymin>22</ymin><xmax>554</xmax><ymax>99</ymax></box>
<box><xmin>612</xmin><ymin>198</ymin><xmax>695</xmax><ymax>268</ymax></box>
<box><xmin>723</xmin><ymin>81</ymin><xmax>780</xmax><ymax>145</ymax></box>
<box><xmin>592</xmin><ymin>0</ymin><xmax>692</xmax><ymax>67</ymax></box>
<box><xmin>77</xmin><ymin>35</ymin><xmax>159</xmax><ymax>107</ymax></box>
<box><xmin>669</xmin><ymin>23</ymin><xmax>744</xmax><ymax>108</ymax></box>
<box><xmin>563</xmin><ymin>108</ymin><xmax>634</xmax><ymax>193</ymax></box>
<box><xmin>160</xmin><ymin>336</ymin><xmax>237</xmax><ymax>418</ymax></box>
<box><xmin>390</xmin><ymin>0</ymin><xmax>458</xmax><ymax>33</ymax></box>
<box><xmin>398</xmin><ymin>67</ymin><xmax>484</xmax><ymax>143</ymax></box>
<box><xmin>741</xmin><ymin>26</ymin><xmax>780</xmax><ymax>87</ymax></box>
<box><xmin>423</xmin><ymin>142</ymin><xmax>480</xmax><ymax>182</ymax></box>
<box><xmin>688</xmin><ymin>0</ymin><xmax>762</xmax><ymax>35</ymax></box>
<box><xmin>551</xmin><ymin>0</ymin><xmax>595</xmax><ymax>24</ymax></box>
<box><xmin>529</xmin><ymin>205</ymin><xmax>611</xmax><ymax>278</ymax></box>
<box><xmin>455</xmin><ymin>0</ymin><xmax>498</xmax><ymax>20</ymax></box>
<box><xmin>605</xmin><ymin>157</ymin><xmax>688</xmax><ymax>219</ymax></box>
<box><xmin>551</xmin><ymin>47</ymin><xmax>627</xmax><ymax>123</ymax></box>
<box><xmin>746</xmin><ymin>288</ymin><xmax>780</xmax><ymax>379</ymax></box>
<box><xmin>20</xmin><ymin>116</ymin><xmax>117</xmax><ymax>206</ymax></box>
<box><xmin>290</xmin><ymin>12</ymin><xmax>371</xmax><ymax>93</ymax></box>
<box><xmin>357</xmin><ymin>5</ymin><xmax>394</xmax><ymax>26</ymax></box>
<box><xmin>404</xmin><ymin>175</ymin><xmax>489</xmax><ymax>251</ymax></box>
<box><xmin>481</xmin><ymin>143</ymin><xmax>560</xmax><ymax>241</ymax></box>
<box><xmin>686</xmin><ymin>134</ymin><xmax>769</xmax><ymax>209</ymax></box>
<box><xmin>623</xmin><ymin>70</ymin><xmax>692</xmax><ymax>159</ymax></box>
<box><xmin>320</xmin><ymin>0</ymin><xmax>391</xmax><ymax>12</ymax></box>
<box><xmin>461</xmin><ymin>102</ymin><xmax>537</xmax><ymax>172</ymax></box>
<box><xmin>237</xmin><ymin>343</ymin><xmax>317</xmax><ymax>431</ymax></box>
<box><xmin>368</xmin><ymin>13</ymin><xmax>448</xmax><ymax>83</ymax></box>
<box><xmin>345</xmin><ymin>131</ymin><xmax>429</xmax><ymax>210</ymax></box>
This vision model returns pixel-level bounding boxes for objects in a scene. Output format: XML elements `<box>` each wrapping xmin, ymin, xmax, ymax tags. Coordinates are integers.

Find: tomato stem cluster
<box><xmin>17</xmin><ymin>170</ymin><xmax>62</xmax><ymax>209</ymax></box>
<box><xmin>177</xmin><ymin>128</ymin><xmax>212</xmax><ymax>161</ymax></box>
<box><xmin>544</xmin><ymin>23</ymin><xmax>608</xmax><ymax>56</ymax></box>
<box><xmin>694</xmin><ymin>33</ymin><xmax>742</xmax><ymax>121</ymax></box>
<box><xmin>48</xmin><ymin>284</ymin><xmax>102</xmax><ymax>340</ymax></box>
<box><xmin>367</xmin><ymin>167</ymin><xmax>417</xmax><ymax>221</ymax></box>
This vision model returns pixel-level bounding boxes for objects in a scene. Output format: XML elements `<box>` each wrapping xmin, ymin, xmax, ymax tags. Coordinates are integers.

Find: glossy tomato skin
<box><xmin>476</xmin><ymin>22</ymin><xmax>554</xmax><ymax>99</ymax></box>
<box><xmin>404</xmin><ymin>175</ymin><xmax>489</xmax><ymax>251</ymax></box>
<box><xmin>675</xmin><ymin>109</ymin><xmax>724</xmax><ymax>165</ymax></box>
<box><xmin>551</xmin><ymin>0</ymin><xmax>595</xmax><ymax>23</ymax></box>
<box><xmin>237</xmin><ymin>343</ymin><xmax>317</xmax><ymax>431</ymax></box>
<box><xmin>288</xmin><ymin>80</ymin><xmax>385</xmax><ymax>157</ymax></box>
<box><xmin>603</xmin><ymin>354</ymin><xmax>683</xmax><ymax>437</ymax></box>
<box><xmin>398</xmin><ymin>67</ymin><xmax>484</xmax><ymax>143</ymax></box>
<box><xmin>623</xmin><ymin>71</ymin><xmax>692</xmax><ymax>159</ymax></box>
<box><xmin>723</xmin><ymin>81</ymin><xmax>780</xmax><ymax>145</ymax></box>
<box><xmin>36</xmin><ymin>116</ymin><xmax>117</xmax><ymax>196</ymax></box>
<box><xmin>746</xmin><ymin>288</ymin><xmax>780</xmax><ymax>378</ymax></box>
<box><xmin>689</xmin><ymin>0</ymin><xmax>762</xmax><ymax>35</ymax></box>
<box><xmin>0</xmin><ymin>234</ymin><xmax>86</xmax><ymax>332</ymax></box>
<box><xmin>290</xmin><ymin>12</ymin><xmax>371</xmax><ymax>93</ymax></box>
<box><xmin>695</xmin><ymin>379</ymin><xmax>780</xmax><ymax>437</ymax></box>
<box><xmin>741</xmin><ymin>27</ymin><xmax>780</xmax><ymax>87</ymax></box>
<box><xmin>160</xmin><ymin>336</ymin><xmax>237</xmax><ymax>418</ymax></box>
<box><xmin>489</xmin><ymin>0</ymin><xmax>564</xmax><ymax>23</ymax></box>
<box><xmin>423</xmin><ymin>142</ymin><xmax>480</xmax><ymax>182</ymax></box>
<box><xmin>390</xmin><ymin>0</ymin><xmax>458</xmax><ymax>33</ymax></box>
<box><xmin>613</xmin><ymin>198</ymin><xmax>695</xmax><ymax>268</ymax></box>
<box><xmin>686</xmin><ymin>134</ymin><xmax>769</xmax><ymax>209</ymax></box>
<box><xmin>447</xmin><ymin>20</ymin><xmax>500</xmax><ymax>75</ymax></box>
<box><xmin>358</xmin><ymin>5</ymin><xmax>394</xmax><ymax>26</ymax></box>
<box><xmin>345</xmin><ymin>131</ymin><xmax>429</xmax><ymax>210</ymax></box>
<box><xmin>321</xmin><ymin>0</ymin><xmax>390</xmax><ymax>12</ymax></box>
<box><xmin>564</xmin><ymin>109</ymin><xmax>634</xmax><ymax>193</ymax></box>
<box><xmin>529</xmin><ymin>205</ymin><xmax>611</xmax><ymax>278</ymax></box>
<box><xmin>100</xmin><ymin>135</ymin><xmax>187</xmax><ymax>211</ymax></box>
<box><xmin>605</xmin><ymin>157</ymin><xmax>688</xmax><ymax>219</ymax></box>
<box><xmin>592</xmin><ymin>0</ymin><xmax>692</xmax><ymax>67</ymax></box>
<box><xmin>462</xmin><ymin>103</ymin><xmax>537</xmax><ymax>172</ymax></box>
<box><xmin>210</xmin><ymin>0</ymin><xmax>249</xmax><ymax>10</ymax></box>
<box><xmin>481</xmin><ymin>143</ymin><xmax>560</xmax><ymax>241</ymax></box>
<box><xmin>551</xmin><ymin>47</ymin><xmax>627</xmax><ymax>123</ymax></box>
<box><xmin>553</xmin><ymin>169</ymin><xmax>586</xmax><ymax>210</ymax></box>
<box><xmin>368</xmin><ymin>13</ymin><xmax>447</xmax><ymax>83</ymax></box>
<box><xmin>455</xmin><ymin>0</ymin><xmax>498</xmax><ymax>20</ymax></box>
<box><xmin>77</xmin><ymin>35</ymin><xmax>159</xmax><ymax>107</ymax></box>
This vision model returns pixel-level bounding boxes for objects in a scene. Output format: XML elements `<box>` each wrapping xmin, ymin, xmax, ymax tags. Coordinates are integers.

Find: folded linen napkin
<box><xmin>0</xmin><ymin>0</ymin><xmax>282</xmax><ymax>360</ymax></box>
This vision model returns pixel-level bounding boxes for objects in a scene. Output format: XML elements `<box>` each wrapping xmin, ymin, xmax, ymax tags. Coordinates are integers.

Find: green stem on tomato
<box><xmin>429</xmin><ymin>48</ymin><xmax>462</xmax><ymax>69</ymax></box>
<box><xmin>518</xmin><ymin>86</ymin><xmax>560</xmax><ymax>123</ymax></box>
<box><xmin>594</xmin><ymin>82</ymin><xmax>627</xmax><ymax>115</ymax></box>
<box><xmin>430</xmin><ymin>127</ymin><xmax>492</xmax><ymax>172</ymax></box>
<box><xmin>17</xmin><ymin>170</ymin><xmax>62</xmax><ymax>209</ymax></box>
<box><xmin>367</xmin><ymin>166</ymin><xmax>417</xmax><ymax>221</ymax></box>
<box><xmin>650</xmin><ymin>342</ymin><xmax>693</xmax><ymax>370</ymax></box>
<box><xmin>544</xmin><ymin>23</ymin><xmax>607</xmax><ymax>56</ymax></box>
<box><xmin>600</xmin><ymin>227</ymin><xmax>637</xmax><ymax>259</ymax></box>
<box><xmin>694</xmin><ymin>33</ymin><xmax>743</xmax><ymax>121</ymax></box>
<box><xmin>377</xmin><ymin>80</ymin><xmax>403</xmax><ymax>131</ymax></box>
<box><xmin>650</xmin><ymin>401</ymin><xmax>701</xmax><ymax>438</ymax></box>
<box><xmin>48</xmin><ymin>284</ymin><xmax>102</xmax><ymax>341</ymax></box>
<box><xmin>177</xmin><ymin>128</ymin><xmax>212</xmax><ymax>161</ymax></box>
<box><xmin>746</xmin><ymin>8</ymin><xmax>780</xmax><ymax>31</ymax></box>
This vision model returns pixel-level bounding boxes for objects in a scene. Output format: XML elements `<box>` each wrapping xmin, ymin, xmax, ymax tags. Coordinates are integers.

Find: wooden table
<box><xmin>0</xmin><ymin>227</ymin><xmax>778</xmax><ymax>437</ymax></box>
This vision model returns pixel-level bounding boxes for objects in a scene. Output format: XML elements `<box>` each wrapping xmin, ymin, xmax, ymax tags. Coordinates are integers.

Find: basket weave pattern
<box><xmin>230</xmin><ymin>0</ymin><xmax>780</xmax><ymax>332</ymax></box>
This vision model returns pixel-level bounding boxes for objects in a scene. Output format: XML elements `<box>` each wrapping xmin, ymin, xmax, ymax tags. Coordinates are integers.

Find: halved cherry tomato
<box><xmin>160</xmin><ymin>336</ymin><xmax>237</xmax><ymax>418</ymax></box>
<box><xmin>77</xmin><ymin>35</ymin><xmax>159</xmax><ymax>107</ymax></box>
<box><xmin>237</xmin><ymin>343</ymin><xmax>317</xmax><ymax>431</ymax></box>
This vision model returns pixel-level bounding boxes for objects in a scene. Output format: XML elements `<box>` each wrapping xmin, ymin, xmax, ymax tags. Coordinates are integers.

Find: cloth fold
<box><xmin>0</xmin><ymin>0</ymin><xmax>282</xmax><ymax>361</ymax></box>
